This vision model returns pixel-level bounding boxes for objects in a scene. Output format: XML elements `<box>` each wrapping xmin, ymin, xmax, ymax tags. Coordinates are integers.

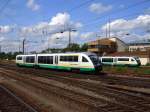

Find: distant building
<box><xmin>109</xmin><ymin>37</ymin><xmax>128</xmax><ymax>52</ymax></box>
<box><xmin>108</xmin><ymin>51</ymin><xmax>150</xmax><ymax>65</ymax></box>
<box><xmin>87</xmin><ymin>37</ymin><xmax>128</xmax><ymax>55</ymax></box>
<box><xmin>129</xmin><ymin>42</ymin><xmax>150</xmax><ymax>52</ymax></box>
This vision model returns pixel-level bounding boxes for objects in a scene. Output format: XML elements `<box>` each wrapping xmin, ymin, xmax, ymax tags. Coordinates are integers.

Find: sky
<box><xmin>0</xmin><ymin>0</ymin><xmax>150</xmax><ymax>52</ymax></box>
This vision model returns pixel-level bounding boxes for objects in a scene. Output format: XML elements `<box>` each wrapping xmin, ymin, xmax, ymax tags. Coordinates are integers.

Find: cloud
<box><xmin>0</xmin><ymin>25</ymin><xmax>14</xmax><ymax>33</ymax></box>
<box><xmin>19</xmin><ymin>12</ymin><xmax>82</xmax><ymax>49</ymax></box>
<box><xmin>0</xmin><ymin>37</ymin><xmax>5</xmax><ymax>41</ymax></box>
<box><xmin>80</xmin><ymin>32</ymin><xmax>95</xmax><ymax>39</ymax></box>
<box><xmin>101</xmin><ymin>14</ymin><xmax>150</xmax><ymax>42</ymax></box>
<box><xmin>20</xmin><ymin>12</ymin><xmax>82</xmax><ymax>37</ymax></box>
<box><xmin>89</xmin><ymin>3</ymin><xmax>112</xmax><ymax>14</ymax></box>
<box><xmin>49</xmin><ymin>13</ymin><xmax>70</xmax><ymax>26</ymax></box>
<box><xmin>46</xmin><ymin>31</ymin><xmax>79</xmax><ymax>48</ymax></box>
<box><xmin>101</xmin><ymin>15</ymin><xmax>150</xmax><ymax>32</ymax></box>
<box><xmin>27</xmin><ymin>0</ymin><xmax>40</xmax><ymax>11</ymax></box>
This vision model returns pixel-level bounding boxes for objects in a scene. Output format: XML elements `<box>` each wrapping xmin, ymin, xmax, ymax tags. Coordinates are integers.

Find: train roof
<box><xmin>16</xmin><ymin>52</ymin><xmax>97</xmax><ymax>56</ymax></box>
<box><xmin>100</xmin><ymin>56</ymin><xmax>139</xmax><ymax>58</ymax></box>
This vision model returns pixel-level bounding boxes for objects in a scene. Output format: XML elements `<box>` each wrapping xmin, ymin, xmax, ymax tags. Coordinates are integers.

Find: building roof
<box><xmin>129</xmin><ymin>42</ymin><xmax>150</xmax><ymax>46</ymax></box>
<box><xmin>88</xmin><ymin>37</ymin><xmax>127</xmax><ymax>46</ymax></box>
<box><xmin>128</xmin><ymin>39</ymin><xmax>150</xmax><ymax>46</ymax></box>
<box><xmin>109</xmin><ymin>37</ymin><xmax>127</xmax><ymax>45</ymax></box>
<box><xmin>107</xmin><ymin>51</ymin><xmax>150</xmax><ymax>58</ymax></box>
<box><xmin>88</xmin><ymin>38</ymin><xmax>116</xmax><ymax>45</ymax></box>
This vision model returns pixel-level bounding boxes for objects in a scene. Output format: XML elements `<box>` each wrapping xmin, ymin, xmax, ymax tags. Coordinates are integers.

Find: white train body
<box><xmin>100</xmin><ymin>56</ymin><xmax>141</xmax><ymax>67</ymax></box>
<box><xmin>16</xmin><ymin>52</ymin><xmax>102</xmax><ymax>72</ymax></box>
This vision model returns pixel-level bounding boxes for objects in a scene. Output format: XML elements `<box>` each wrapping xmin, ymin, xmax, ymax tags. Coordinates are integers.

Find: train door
<box><xmin>113</xmin><ymin>58</ymin><xmax>117</xmax><ymax>65</ymax></box>
<box><xmin>55</xmin><ymin>56</ymin><xmax>58</xmax><ymax>65</ymax></box>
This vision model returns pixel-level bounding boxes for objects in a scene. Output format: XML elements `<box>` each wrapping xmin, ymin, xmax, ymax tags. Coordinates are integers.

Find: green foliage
<box><xmin>146</xmin><ymin>63</ymin><xmax>150</xmax><ymax>66</ymax></box>
<box><xmin>80</xmin><ymin>43</ymin><xmax>88</xmax><ymax>51</ymax></box>
<box><xmin>41</xmin><ymin>43</ymin><xmax>88</xmax><ymax>53</ymax></box>
<box><xmin>62</xmin><ymin>43</ymin><xmax>80</xmax><ymax>52</ymax></box>
<box><xmin>0</xmin><ymin>52</ymin><xmax>22</xmax><ymax>60</ymax></box>
<box><xmin>116</xmin><ymin>67</ymin><xmax>124</xmax><ymax>72</ymax></box>
<box><xmin>143</xmin><ymin>70</ymin><xmax>150</xmax><ymax>75</ymax></box>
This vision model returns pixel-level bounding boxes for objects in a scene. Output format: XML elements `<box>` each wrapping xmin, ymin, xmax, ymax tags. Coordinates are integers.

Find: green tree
<box><xmin>80</xmin><ymin>43</ymin><xmax>88</xmax><ymax>51</ymax></box>
<box><xmin>63</xmin><ymin>43</ymin><xmax>80</xmax><ymax>52</ymax></box>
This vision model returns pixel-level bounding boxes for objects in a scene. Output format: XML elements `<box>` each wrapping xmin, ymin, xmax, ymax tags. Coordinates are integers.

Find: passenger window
<box><xmin>17</xmin><ymin>57</ymin><xmax>22</xmax><ymax>60</ymax></box>
<box><xmin>82</xmin><ymin>56</ymin><xmax>88</xmax><ymax>62</ymax></box>
<box><xmin>60</xmin><ymin>56</ymin><xmax>78</xmax><ymax>62</ymax></box>
<box><xmin>118</xmin><ymin>58</ymin><xmax>129</xmax><ymax>61</ymax></box>
<box><xmin>102</xmin><ymin>58</ymin><xmax>113</xmax><ymax>62</ymax></box>
<box><xmin>38</xmin><ymin>56</ymin><xmax>53</xmax><ymax>64</ymax></box>
<box><xmin>131</xmin><ymin>59</ymin><xmax>134</xmax><ymax>61</ymax></box>
<box><xmin>26</xmin><ymin>56</ymin><xmax>35</xmax><ymax>63</ymax></box>
<box><xmin>73</xmin><ymin>56</ymin><xmax>78</xmax><ymax>62</ymax></box>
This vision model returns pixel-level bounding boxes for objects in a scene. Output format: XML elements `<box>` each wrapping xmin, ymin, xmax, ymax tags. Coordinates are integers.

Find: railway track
<box><xmin>0</xmin><ymin>85</ymin><xmax>38</xmax><ymax>112</ymax></box>
<box><xmin>0</xmin><ymin>65</ymin><xmax>150</xmax><ymax>112</ymax></box>
<box><xmin>0</xmin><ymin>62</ymin><xmax>150</xmax><ymax>88</ymax></box>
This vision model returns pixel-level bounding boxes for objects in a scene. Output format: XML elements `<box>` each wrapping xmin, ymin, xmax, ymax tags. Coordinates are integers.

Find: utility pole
<box><xmin>108</xmin><ymin>18</ymin><xmax>111</xmax><ymax>38</ymax></box>
<box><xmin>0</xmin><ymin>45</ymin><xmax>1</xmax><ymax>53</ymax></box>
<box><xmin>106</xmin><ymin>23</ymin><xmax>108</xmax><ymax>38</ymax></box>
<box><xmin>22</xmin><ymin>39</ymin><xmax>25</xmax><ymax>54</ymax></box>
<box><xmin>68</xmin><ymin>28</ymin><xmax>71</xmax><ymax>49</ymax></box>
<box><xmin>96</xmin><ymin>34</ymin><xmax>101</xmax><ymax>56</ymax></box>
<box><xmin>68</xmin><ymin>28</ymin><xmax>76</xmax><ymax>49</ymax></box>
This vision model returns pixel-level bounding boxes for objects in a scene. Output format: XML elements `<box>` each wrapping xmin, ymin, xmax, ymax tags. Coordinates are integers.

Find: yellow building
<box><xmin>88</xmin><ymin>38</ymin><xmax>117</xmax><ymax>55</ymax></box>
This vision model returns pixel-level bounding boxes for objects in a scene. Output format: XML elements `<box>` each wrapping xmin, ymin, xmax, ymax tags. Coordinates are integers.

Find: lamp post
<box><xmin>68</xmin><ymin>28</ymin><xmax>76</xmax><ymax>49</ymax></box>
<box><xmin>96</xmin><ymin>34</ymin><xmax>101</xmax><ymax>56</ymax></box>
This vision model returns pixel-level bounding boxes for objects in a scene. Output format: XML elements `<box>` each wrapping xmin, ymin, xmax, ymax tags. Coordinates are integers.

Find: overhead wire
<box><xmin>82</xmin><ymin>0</ymin><xmax>150</xmax><ymax>27</ymax></box>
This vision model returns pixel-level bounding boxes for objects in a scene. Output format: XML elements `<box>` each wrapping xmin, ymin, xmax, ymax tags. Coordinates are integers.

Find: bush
<box><xmin>146</xmin><ymin>63</ymin><xmax>150</xmax><ymax>66</ymax></box>
<box><xmin>144</xmin><ymin>70</ymin><xmax>150</xmax><ymax>75</ymax></box>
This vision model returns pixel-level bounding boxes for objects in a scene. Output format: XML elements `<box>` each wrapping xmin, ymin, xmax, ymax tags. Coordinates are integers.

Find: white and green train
<box><xmin>100</xmin><ymin>56</ymin><xmax>141</xmax><ymax>67</ymax></box>
<box><xmin>16</xmin><ymin>52</ymin><xmax>102</xmax><ymax>72</ymax></box>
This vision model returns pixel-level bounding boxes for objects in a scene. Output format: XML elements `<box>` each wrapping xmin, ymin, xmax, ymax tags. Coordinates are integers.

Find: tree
<box><xmin>62</xmin><ymin>43</ymin><xmax>80</xmax><ymax>52</ymax></box>
<box><xmin>80</xmin><ymin>43</ymin><xmax>88</xmax><ymax>51</ymax></box>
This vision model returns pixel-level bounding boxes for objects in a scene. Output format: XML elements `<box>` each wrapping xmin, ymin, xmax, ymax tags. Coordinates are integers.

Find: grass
<box><xmin>103</xmin><ymin>66</ymin><xmax>150</xmax><ymax>76</ymax></box>
<box><xmin>143</xmin><ymin>70</ymin><xmax>150</xmax><ymax>75</ymax></box>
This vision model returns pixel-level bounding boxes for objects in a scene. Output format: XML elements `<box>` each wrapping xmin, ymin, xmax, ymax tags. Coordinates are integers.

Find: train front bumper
<box><xmin>95</xmin><ymin>64</ymin><xmax>103</xmax><ymax>72</ymax></box>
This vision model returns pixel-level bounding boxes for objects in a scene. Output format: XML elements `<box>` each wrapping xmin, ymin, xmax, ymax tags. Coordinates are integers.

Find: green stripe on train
<box><xmin>17</xmin><ymin>63</ymin><xmax>95</xmax><ymax>71</ymax></box>
<box><xmin>102</xmin><ymin>63</ymin><xmax>138</xmax><ymax>67</ymax></box>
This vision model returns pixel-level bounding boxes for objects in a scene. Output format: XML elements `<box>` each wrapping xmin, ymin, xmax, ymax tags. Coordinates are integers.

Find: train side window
<box><xmin>64</xmin><ymin>56</ymin><xmax>68</xmax><ymax>61</ymax></box>
<box><xmin>60</xmin><ymin>56</ymin><xmax>67</xmax><ymax>61</ymax></box>
<box><xmin>118</xmin><ymin>58</ymin><xmax>129</xmax><ymax>61</ymax></box>
<box><xmin>73</xmin><ymin>56</ymin><xmax>78</xmax><ymax>62</ymax></box>
<box><xmin>46</xmin><ymin>56</ymin><xmax>53</xmax><ymax>64</ymax></box>
<box><xmin>68</xmin><ymin>56</ymin><xmax>73</xmax><ymax>62</ymax></box>
<box><xmin>60</xmin><ymin>56</ymin><xmax>64</xmax><ymax>61</ymax></box>
<box><xmin>82</xmin><ymin>56</ymin><xmax>88</xmax><ymax>62</ymax></box>
<box><xmin>131</xmin><ymin>59</ymin><xmax>134</xmax><ymax>61</ymax></box>
<box><xmin>17</xmin><ymin>57</ymin><xmax>22</xmax><ymax>60</ymax></box>
<box><xmin>43</xmin><ymin>56</ymin><xmax>47</xmax><ymax>63</ymax></box>
<box><xmin>102</xmin><ymin>58</ymin><xmax>113</xmax><ymax>62</ymax></box>
<box><xmin>38</xmin><ymin>56</ymin><xmax>43</xmax><ymax>63</ymax></box>
<box><xmin>26</xmin><ymin>56</ymin><xmax>35</xmax><ymax>63</ymax></box>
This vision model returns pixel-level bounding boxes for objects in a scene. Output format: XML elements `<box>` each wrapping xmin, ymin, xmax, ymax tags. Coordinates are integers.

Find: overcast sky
<box><xmin>0</xmin><ymin>0</ymin><xmax>150</xmax><ymax>52</ymax></box>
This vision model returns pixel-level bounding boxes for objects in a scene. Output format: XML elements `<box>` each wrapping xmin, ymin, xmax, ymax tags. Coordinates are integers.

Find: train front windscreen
<box><xmin>89</xmin><ymin>55</ymin><xmax>101</xmax><ymax>66</ymax></box>
<box><xmin>134</xmin><ymin>57</ymin><xmax>141</xmax><ymax>66</ymax></box>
